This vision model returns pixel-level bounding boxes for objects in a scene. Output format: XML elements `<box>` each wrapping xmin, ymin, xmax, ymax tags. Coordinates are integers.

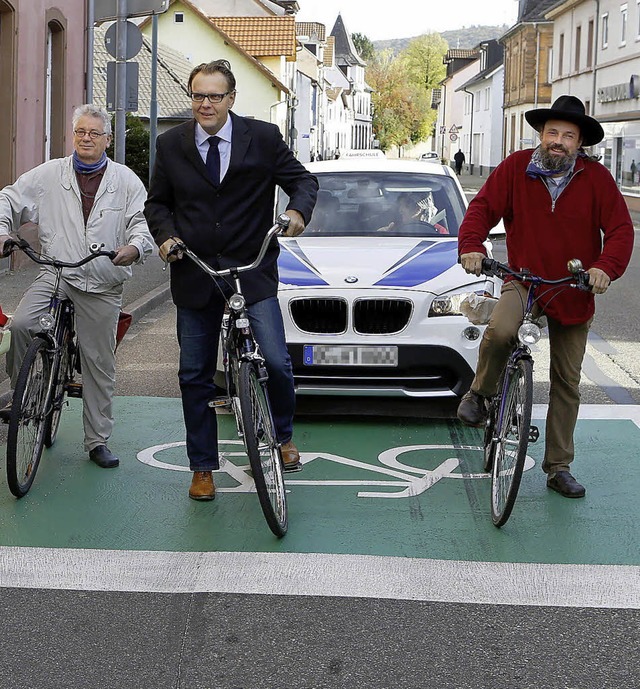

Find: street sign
<box><xmin>94</xmin><ymin>0</ymin><xmax>170</xmax><ymax>22</ymax></box>
<box><xmin>106</xmin><ymin>61</ymin><xmax>139</xmax><ymax>112</ymax></box>
<box><xmin>440</xmin><ymin>126</ymin><xmax>447</xmax><ymax>135</ymax></box>
<box><xmin>449</xmin><ymin>124</ymin><xmax>459</xmax><ymax>134</ymax></box>
<box><xmin>104</xmin><ymin>21</ymin><xmax>143</xmax><ymax>59</ymax></box>
<box><xmin>450</xmin><ymin>134</ymin><xmax>458</xmax><ymax>142</ymax></box>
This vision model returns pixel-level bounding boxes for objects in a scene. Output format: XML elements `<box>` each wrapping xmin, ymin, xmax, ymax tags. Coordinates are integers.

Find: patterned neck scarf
<box><xmin>526</xmin><ymin>145</ymin><xmax>582</xmax><ymax>179</ymax></box>
<box><xmin>73</xmin><ymin>151</ymin><xmax>108</xmax><ymax>174</ymax></box>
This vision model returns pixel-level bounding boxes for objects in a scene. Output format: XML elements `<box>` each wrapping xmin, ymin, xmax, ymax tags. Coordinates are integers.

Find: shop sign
<box><xmin>597</xmin><ymin>74</ymin><xmax>640</xmax><ymax>103</ymax></box>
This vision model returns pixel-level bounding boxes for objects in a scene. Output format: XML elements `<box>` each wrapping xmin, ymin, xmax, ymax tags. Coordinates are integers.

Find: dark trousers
<box><xmin>471</xmin><ymin>281</ymin><xmax>591</xmax><ymax>474</ymax></box>
<box><xmin>176</xmin><ymin>292</ymin><xmax>295</xmax><ymax>471</ymax></box>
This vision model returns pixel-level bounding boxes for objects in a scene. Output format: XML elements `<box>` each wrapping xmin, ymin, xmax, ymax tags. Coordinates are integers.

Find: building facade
<box><xmin>548</xmin><ymin>0</ymin><xmax>640</xmax><ymax>209</ymax></box>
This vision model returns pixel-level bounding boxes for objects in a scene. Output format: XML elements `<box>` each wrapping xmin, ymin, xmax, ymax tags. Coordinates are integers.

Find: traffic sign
<box><xmin>104</xmin><ymin>21</ymin><xmax>143</xmax><ymax>59</ymax></box>
<box><xmin>106</xmin><ymin>61</ymin><xmax>139</xmax><ymax>112</ymax></box>
<box><xmin>450</xmin><ymin>134</ymin><xmax>458</xmax><ymax>142</ymax></box>
<box><xmin>449</xmin><ymin>124</ymin><xmax>459</xmax><ymax>134</ymax></box>
<box><xmin>94</xmin><ymin>0</ymin><xmax>169</xmax><ymax>22</ymax></box>
<box><xmin>440</xmin><ymin>126</ymin><xmax>447</xmax><ymax>135</ymax></box>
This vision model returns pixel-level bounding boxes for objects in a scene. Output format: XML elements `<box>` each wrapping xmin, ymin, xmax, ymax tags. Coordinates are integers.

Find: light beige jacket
<box><xmin>0</xmin><ymin>156</ymin><xmax>154</xmax><ymax>293</ymax></box>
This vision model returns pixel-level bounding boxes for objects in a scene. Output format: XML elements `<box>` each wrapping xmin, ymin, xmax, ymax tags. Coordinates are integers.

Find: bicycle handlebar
<box><xmin>1</xmin><ymin>237</ymin><xmax>117</xmax><ymax>267</ymax></box>
<box><xmin>168</xmin><ymin>213</ymin><xmax>291</xmax><ymax>279</ymax></box>
<box><xmin>480</xmin><ymin>257</ymin><xmax>592</xmax><ymax>291</ymax></box>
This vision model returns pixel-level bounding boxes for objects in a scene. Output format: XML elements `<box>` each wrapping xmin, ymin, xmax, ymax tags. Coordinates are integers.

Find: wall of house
<box><xmin>0</xmin><ymin>0</ymin><xmax>87</xmax><ymax>186</ymax></box>
<box><xmin>142</xmin><ymin>2</ymin><xmax>287</xmax><ymax>127</ymax></box>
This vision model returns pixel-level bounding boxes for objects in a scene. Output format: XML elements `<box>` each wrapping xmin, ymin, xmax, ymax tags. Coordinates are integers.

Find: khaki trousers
<box><xmin>471</xmin><ymin>281</ymin><xmax>591</xmax><ymax>474</ymax></box>
<box><xmin>6</xmin><ymin>269</ymin><xmax>122</xmax><ymax>452</ymax></box>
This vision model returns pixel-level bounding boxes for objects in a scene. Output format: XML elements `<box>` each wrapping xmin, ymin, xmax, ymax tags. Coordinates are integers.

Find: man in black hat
<box><xmin>456</xmin><ymin>95</ymin><xmax>634</xmax><ymax>498</ymax></box>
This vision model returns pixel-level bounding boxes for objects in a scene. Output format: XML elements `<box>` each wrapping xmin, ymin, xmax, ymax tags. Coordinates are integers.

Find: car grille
<box><xmin>354</xmin><ymin>299</ymin><xmax>412</xmax><ymax>334</ymax></box>
<box><xmin>289</xmin><ymin>298</ymin><xmax>412</xmax><ymax>335</ymax></box>
<box><xmin>290</xmin><ymin>298</ymin><xmax>347</xmax><ymax>334</ymax></box>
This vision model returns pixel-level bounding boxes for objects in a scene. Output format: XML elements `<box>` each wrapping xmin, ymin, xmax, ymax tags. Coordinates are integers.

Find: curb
<box><xmin>0</xmin><ymin>284</ymin><xmax>172</xmax><ymax>404</ymax></box>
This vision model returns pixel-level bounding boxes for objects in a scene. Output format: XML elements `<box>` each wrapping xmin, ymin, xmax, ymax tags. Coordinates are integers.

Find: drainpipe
<box><xmin>463</xmin><ymin>87</ymin><xmax>474</xmax><ymax>174</ymax></box>
<box><xmin>440</xmin><ymin>83</ymin><xmax>447</xmax><ymax>160</ymax></box>
<box><xmin>592</xmin><ymin>0</ymin><xmax>600</xmax><ymax>113</ymax></box>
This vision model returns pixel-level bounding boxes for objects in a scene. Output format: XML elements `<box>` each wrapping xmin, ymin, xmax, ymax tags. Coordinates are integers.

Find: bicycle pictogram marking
<box><xmin>137</xmin><ymin>442</ymin><xmax>536</xmax><ymax>499</ymax></box>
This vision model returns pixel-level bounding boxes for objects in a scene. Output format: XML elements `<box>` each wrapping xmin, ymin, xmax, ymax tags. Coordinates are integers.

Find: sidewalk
<box><xmin>0</xmin><ymin>249</ymin><xmax>171</xmax><ymax>398</ymax></box>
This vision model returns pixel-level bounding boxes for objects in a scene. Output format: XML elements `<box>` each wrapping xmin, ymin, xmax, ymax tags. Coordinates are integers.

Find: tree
<box><xmin>106</xmin><ymin>114</ymin><xmax>150</xmax><ymax>187</ymax></box>
<box><xmin>352</xmin><ymin>32</ymin><xmax>375</xmax><ymax>63</ymax></box>
<box><xmin>400</xmin><ymin>33</ymin><xmax>448</xmax><ymax>92</ymax></box>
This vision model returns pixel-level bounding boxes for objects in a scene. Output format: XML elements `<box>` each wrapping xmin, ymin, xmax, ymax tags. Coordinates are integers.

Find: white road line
<box><xmin>0</xmin><ymin>548</ymin><xmax>638</xmax><ymax>609</ymax></box>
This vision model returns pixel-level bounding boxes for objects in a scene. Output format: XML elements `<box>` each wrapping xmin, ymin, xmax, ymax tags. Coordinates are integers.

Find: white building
<box><xmin>456</xmin><ymin>40</ymin><xmax>505</xmax><ymax>175</ymax></box>
<box><xmin>547</xmin><ymin>0</ymin><xmax>640</xmax><ymax>210</ymax></box>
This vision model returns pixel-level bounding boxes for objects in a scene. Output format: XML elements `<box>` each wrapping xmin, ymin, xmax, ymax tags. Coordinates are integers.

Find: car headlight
<box><xmin>429</xmin><ymin>290</ymin><xmax>484</xmax><ymax>317</ymax></box>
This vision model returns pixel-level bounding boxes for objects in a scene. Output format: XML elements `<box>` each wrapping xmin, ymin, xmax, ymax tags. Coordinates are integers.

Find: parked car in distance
<box><xmin>418</xmin><ymin>152</ymin><xmax>440</xmax><ymax>161</ymax></box>
<box><xmin>276</xmin><ymin>159</ymin><xmax>500</xmax><ymax>399</ymax></box>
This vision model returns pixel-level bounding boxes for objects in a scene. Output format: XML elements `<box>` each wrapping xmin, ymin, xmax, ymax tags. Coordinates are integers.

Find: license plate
<box><xmin>303</xmin><ymin>345</ymin><xmax>398</xmax><ymax>367</ymax></box>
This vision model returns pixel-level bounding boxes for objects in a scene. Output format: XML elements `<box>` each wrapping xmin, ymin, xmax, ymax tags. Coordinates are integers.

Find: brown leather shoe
<box><xmin>189</xmin><ymin>471</ymin><xmax>216</xmax><ymax>501</ymax></box>
<box><xmin>457</xmin><ymin>390</ymin><xmax>488</xmax><ymax>427</ymax></box>
<box><xmin>280</xmin><ymin>440</ymin><xmax>302</xmax><ymax>472</ymax></box>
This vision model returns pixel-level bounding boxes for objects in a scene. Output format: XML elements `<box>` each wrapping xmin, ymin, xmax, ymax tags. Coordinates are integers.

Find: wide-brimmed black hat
<box><xmin>525</xmin><ymin>95</ymin><xmax>604</xmax><ymax>146</ymax></box>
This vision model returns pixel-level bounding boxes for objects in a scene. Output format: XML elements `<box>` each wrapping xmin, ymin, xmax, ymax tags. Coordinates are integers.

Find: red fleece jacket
<box><xmin>458</xmin><ymin>149</ymin><xmax>634</xmax><ymax>325</ymax></box>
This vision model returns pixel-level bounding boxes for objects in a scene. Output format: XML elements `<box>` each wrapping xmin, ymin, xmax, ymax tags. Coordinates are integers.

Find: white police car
<box><xmin>277</xmin><ymin>159</ymin><xmax>499</xmax><ymax>398</ymax></box>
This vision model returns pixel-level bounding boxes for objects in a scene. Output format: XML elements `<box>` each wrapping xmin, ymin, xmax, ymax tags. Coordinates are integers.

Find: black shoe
<box><xmin>547</xmin><ymin>471</ymin><xmax>585</xmax><ymax>498</ymax></box>
<box><xmin>0</xmin><ymin>401</ymin><xmax>12</xmax><ymax>423</ymax></box>
<box><xmin>457</xmin><ymin>390</ymin><xmax>487</xmax><ymax>427</ymax></box>
<box><xmin>89</xmin><ymin>445</ymin><xmax>120</xmax><ymax>469</ymax></box>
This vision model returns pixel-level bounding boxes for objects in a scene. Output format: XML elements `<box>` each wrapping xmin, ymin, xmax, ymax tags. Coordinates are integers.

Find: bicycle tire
<box><xmin>6</xmin><ymin>338</ymin><xmax>52</xmax><ymax>497</ymax></box>
<box><xmin>490</xmin><ymin>357</ymin><xmax>533</xmax><ymax>527</ymax></box>
<box><xmin>238</xmin><ymin>360</ymin><xmax>288</xmax><ymax>537</ymax></box>
<box><xmin>44</xmin><ymin>332</ymin><xmax>73</xmax><ymax>448</ymax></box>
<box><xmin>483</xmin><ymin>400</ymin><xmax>497</xmax><ymax>473</ymax></box>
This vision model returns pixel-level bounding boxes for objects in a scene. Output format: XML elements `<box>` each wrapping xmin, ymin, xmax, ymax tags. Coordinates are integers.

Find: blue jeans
<box><xmin>176</xmin><ymin>294</ymin><xmax>295</xmax><ymax>471</ymax></box>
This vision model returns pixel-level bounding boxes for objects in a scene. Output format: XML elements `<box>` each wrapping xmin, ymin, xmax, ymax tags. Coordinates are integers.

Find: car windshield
<box><xmin>279</xmin><ymin>171</ymin><xmax>466</xmax><ymax>237</ymax></box>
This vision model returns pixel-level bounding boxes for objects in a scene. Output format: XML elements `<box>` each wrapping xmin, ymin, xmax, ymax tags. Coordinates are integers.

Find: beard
<box><xmin>539</xmin><ymin>144</ymin><xmax>578</xmax><ymax>171</ymax></box>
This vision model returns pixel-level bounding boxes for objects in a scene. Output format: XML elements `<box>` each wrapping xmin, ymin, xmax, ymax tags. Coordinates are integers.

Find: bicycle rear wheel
<box><xmin>238</xmin><ymin>360</ymin><xmax>288</xmax><ymax>537</ymax></box>
<box><xmin>7</xmin><ymin>338</ymin><xmax>52</xmax><ymax>497</ymax></box>
<box><xmin>44</xmin><ymin>332</ymin><xmax>74</xmax><ymax>448</ymax></box>
<box><xmin>490</xmin><ymin>357</ymin><xmax>533</xmax><ymax>527</ymax></box>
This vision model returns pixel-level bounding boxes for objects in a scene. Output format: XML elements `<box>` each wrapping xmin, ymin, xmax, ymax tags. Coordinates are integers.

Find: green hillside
<box><xmin>373</xmin><ymin>24</ymin><xmax>509</xmax><ymax>54</ymax></box>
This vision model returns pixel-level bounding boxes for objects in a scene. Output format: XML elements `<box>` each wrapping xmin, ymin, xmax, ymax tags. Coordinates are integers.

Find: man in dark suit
<box><xmin>144</xmin><ymin>59</ymin><xmax>318</xmax><ymax>501</ymax></box>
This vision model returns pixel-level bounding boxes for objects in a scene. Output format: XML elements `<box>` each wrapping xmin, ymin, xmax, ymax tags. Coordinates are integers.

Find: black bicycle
<box><xmin>480</xmin><ymin>257</ymin><xmax>591</xmax><ymax>527</ymax></box>
<box><xmin>1</xmin><ymin>238</ymin><xmax>116</xmax><ymax>497</ymax></box>
<box><xmin>168</xmin><ymin>214</ymin><xmax>291</xmax><ymax>537</ymax></box>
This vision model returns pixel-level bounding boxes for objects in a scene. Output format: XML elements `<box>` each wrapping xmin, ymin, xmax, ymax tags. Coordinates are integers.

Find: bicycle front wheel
<box><xmin>7</xmin><ymin>338</ymin><xmax>52</xmax><ymax>497</ymax></box>
<box><xmin>238</xmin><ymin>360</ymin><xmax>288</xmax><ymax>537</ymax></box>
<box><xmin>490</xmin><ymin>357</ymin><xmax>533</xmax><ymax>527</ymax></box>
<box><xmin>44</xmin><ymin>333</ymin><xmax>74</xmax><ymax>448</ymax></box>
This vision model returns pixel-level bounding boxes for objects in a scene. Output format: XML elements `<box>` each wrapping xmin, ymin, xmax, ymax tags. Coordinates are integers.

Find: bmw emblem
<box><xmin>345</xmin><ymin>275</ymin><xmax>358</xmax><ymax>283</ymax></box>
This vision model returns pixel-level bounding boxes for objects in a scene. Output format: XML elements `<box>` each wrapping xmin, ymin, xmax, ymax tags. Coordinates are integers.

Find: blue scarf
<box><xmin>526</xmin><ymin>146</ymin><xmax>587</xmax><ymax>179</ymax></box>
<box><xmin>73</xmin><ymin>151</ymin><xmax>108</xmax><ymax>174</ymax></box>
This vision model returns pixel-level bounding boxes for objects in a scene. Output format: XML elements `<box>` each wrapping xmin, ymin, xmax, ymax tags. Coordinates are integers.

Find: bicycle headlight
<box><xmin>229</xmin><ymin>293</ymin><xmax>245</xmax><ymax>311</ymax></box>
<box><xmin>39</xmin><ymin>313</ymin><xmax>55</xmax><ymax>331</ymax></box>
<box><xmin>518</xmin><ymin>321</ymin><xmax>541</xmax><ymax>345</ymax></box>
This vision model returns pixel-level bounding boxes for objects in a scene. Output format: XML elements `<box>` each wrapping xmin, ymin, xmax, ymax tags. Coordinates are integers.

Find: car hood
<box><xmin>278</xmin><ymin>237</ymin><xmax>471</xmax><ymax>292</ymax></box>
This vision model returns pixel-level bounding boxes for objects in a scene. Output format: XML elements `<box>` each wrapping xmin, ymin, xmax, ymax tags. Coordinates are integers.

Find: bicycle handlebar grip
<box><xmin>0</xmin><ymin>237</ymin><xmax>16</xmax><ymax>258</ymax></box>
<box><xmin>481</xmin><ymin>257</ymin><xmax>499</xmax><ymax>276</ymax></box>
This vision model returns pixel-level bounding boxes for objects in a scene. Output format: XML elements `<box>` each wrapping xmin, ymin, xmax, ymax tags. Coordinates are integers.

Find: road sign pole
<box><xmin>149</xmin><ymin>14</ymin><xmax>158</xmax><ymax>182</ymax></box>
<box><xmin>115</xmin><ymin>0</ymin><xmax>128</xmax><ymax>163</ymax></box>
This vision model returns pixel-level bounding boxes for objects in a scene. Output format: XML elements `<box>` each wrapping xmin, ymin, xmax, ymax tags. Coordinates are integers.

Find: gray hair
<box><xmin>72</xmin><ymin>104</ymin><xmax>112</xmax><ymax>136</ymax></box>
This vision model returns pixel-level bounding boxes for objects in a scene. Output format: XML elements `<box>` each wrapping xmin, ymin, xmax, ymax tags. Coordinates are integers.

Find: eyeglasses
<box><xmin>190</xmin><ymin>92</ymin><xmax>232</xmax><ymax>104</ymax></box>
<box><xmin>74</xmin><ymin>129</ymin><xmax>108</xmax><ymax>140</ymax></box>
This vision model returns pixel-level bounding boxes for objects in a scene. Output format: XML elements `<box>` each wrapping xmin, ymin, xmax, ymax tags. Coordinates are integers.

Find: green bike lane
<box><xmin>1</xmin><ymin>397</ymin><xmax>638</xmax><ymax>609</ymax></box>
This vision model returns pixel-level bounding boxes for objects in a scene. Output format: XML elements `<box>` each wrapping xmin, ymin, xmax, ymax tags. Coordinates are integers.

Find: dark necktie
<box><xmin>206</xmin><ymin>135</ymin><xmax>221</xmax><ymax>185</ymax></box>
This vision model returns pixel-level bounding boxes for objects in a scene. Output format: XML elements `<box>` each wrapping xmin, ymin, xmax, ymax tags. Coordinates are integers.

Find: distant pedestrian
<box><xmin>454</xmin><ymin>149</ymin><xmax>465</xmax><ymax>175</ymax></box>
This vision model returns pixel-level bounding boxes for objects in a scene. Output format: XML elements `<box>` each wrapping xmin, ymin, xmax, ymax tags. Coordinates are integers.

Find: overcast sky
<box><xmin>295</xmin><ymin>0</ymin><xmax>519</xmax><ymax>41</ymax></box>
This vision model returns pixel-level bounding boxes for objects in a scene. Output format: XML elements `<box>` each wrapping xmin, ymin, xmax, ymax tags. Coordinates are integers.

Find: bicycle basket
<box><xmin>116</xmin><ymin>311</ymin><xmax>132</xmax><ymax>348</ymax></box>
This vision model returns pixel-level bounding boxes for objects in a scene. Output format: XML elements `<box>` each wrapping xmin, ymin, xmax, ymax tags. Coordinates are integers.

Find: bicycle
<box><xmin>1</xmin><ymin>238</ymin><xmax>116</xmax><ymax>497</ymax></box>
<box><xmin>479</xmin><ymin>257</ymin><xmax>591</xmax><ymax>527</ymax></box>
<box><xmin>167</xmin><ymin>214</ymin><xmax>292</xmax><ymax>538</ymax></box>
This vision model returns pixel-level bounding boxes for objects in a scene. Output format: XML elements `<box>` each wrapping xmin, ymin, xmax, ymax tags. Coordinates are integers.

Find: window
<box><xmin>587</xmin><ymin>19</ymin><xmax>594</xmax><ymax>67</ymax></box>
<box><xmin>621</xmin><ymin>4</ymin><xmax>628</xmax><ymax>44</ymax></box>
<box><xmin>575</xmin><ymin>25</ymin><xmax>581</xmax><ymax>71</ymax></box>
<box><xmin>585</xmin><ymin>99</ymin><xmax>591</xmax><ymax>115</ymax></box>
<box><xmin>637</xmin><ymin>0</ymin><xmax>640</xmax><ymax>39</ymax></box>
<box><xmin>548</xmin><ymin>47</ymin><xmax>554</xmax><ymax>82</ymax></box>
<box><xmin>559</xmin><ymin>33</ymin><xmax>565</xmax><ymax>75</ymax></box>
<box><xmin>602</xmin><ymin>13</ymin><xmax>609</xmax><ymax>48</ymax></box>
<box><xmin>174</xmin><ymin>11</ymin><xmax>184</xmax><ymax>22</ymax></box>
